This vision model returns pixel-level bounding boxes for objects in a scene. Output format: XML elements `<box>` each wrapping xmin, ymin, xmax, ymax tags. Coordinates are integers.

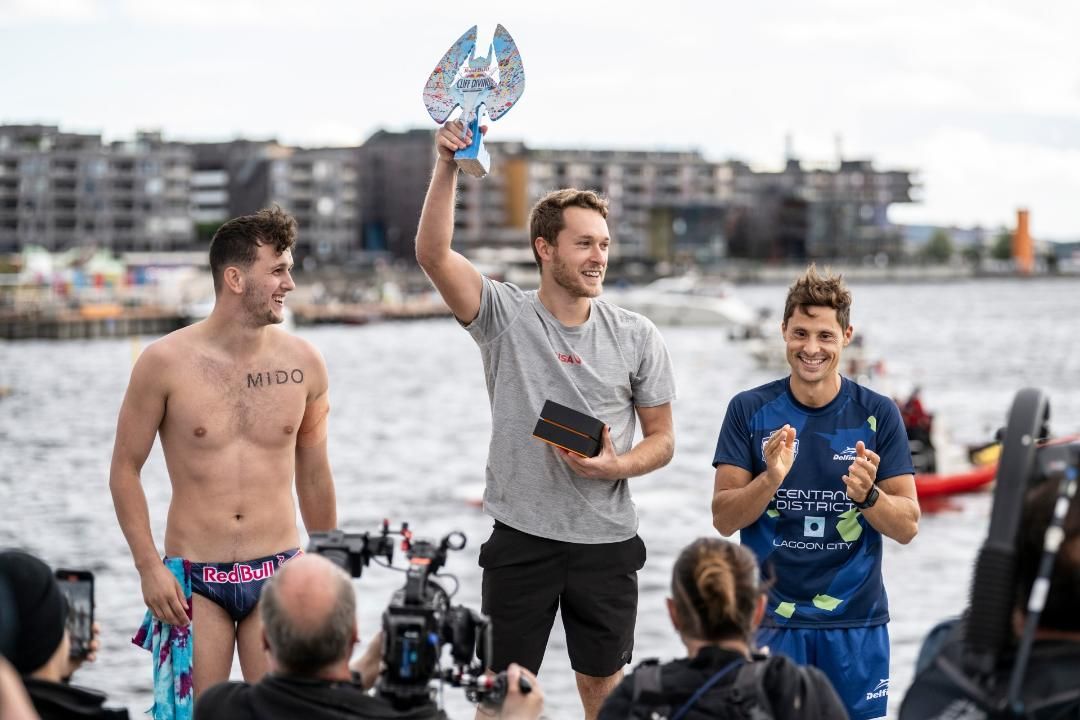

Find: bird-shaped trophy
<box><xmin>423</xmin><ymin>24</ymin><xmax>526</xmax><ymax>178</ymax></box>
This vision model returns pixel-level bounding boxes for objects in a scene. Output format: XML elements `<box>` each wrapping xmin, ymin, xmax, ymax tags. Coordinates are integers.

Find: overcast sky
<box><xmin>2</xmin><ymin>0</ymin><xmax>1078</xmax><ymax>239</ymax></box>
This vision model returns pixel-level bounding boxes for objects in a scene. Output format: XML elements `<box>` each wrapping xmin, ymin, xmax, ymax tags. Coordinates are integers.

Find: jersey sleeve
<box><xmin>713</xmin><ymin>394</ymin><xmax>755</xmax><ymax>472</ymax></box>
<box><xmin>873</xmin><ymin>398</ymin><xmax>915</xmax><ymax>481</ymax></box>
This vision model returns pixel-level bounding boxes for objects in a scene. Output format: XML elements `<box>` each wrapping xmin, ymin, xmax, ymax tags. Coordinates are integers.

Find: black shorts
<box><xmin>478</xmin><ymin>520</ymin><xmax>646</xmax><ymax>678</ymax></box>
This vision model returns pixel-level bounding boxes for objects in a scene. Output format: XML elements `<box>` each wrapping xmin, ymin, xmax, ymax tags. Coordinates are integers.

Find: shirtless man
<box><xmin>109</xmin><ymin>206</ymin><xmax>337</xmax><ymax>693</ymax></box>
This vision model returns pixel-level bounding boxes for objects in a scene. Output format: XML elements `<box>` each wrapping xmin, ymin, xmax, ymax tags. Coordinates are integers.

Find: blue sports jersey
<box><xmin>713</xmin><ymin>376</ymin><xmax>914</xmax><ymax>629</ymax></box>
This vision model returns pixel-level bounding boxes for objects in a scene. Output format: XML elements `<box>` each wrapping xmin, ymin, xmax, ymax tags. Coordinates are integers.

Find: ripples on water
<box><xmin>1</xmin><ymin>278</ymin><xmax>1078</xmax><ymax>718</ymax></box>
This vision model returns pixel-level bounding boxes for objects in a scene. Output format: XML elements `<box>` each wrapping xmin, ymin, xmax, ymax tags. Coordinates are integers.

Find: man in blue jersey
<box><xmin>711</xmin><ymin>265</ymin><xmax>919</xmax><ymax>720</ymax></box>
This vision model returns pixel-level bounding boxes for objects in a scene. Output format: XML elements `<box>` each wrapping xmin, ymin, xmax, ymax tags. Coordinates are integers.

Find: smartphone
<box><xmin>55</xmin><ymin>569</ymin><xmax>94</xmax><ymax>660</ymax></box>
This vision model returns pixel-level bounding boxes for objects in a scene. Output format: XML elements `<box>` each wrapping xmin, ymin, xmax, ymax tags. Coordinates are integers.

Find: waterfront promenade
<box><xmin>0</xmin><ymin>296</ymin><xmax>454</xmax><ymax>339</ymax></box>
<box><xmin>1</xmin><ymin>260</ymin><xmax>1073</xmax><ymax>340</ymax></box>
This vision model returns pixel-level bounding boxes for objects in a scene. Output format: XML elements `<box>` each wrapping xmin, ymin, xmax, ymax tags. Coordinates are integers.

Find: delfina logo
<box><xmin>865</xmin><ymin>678</ymin><xmax>889</xmax><ymax>701</ymax></box>
<box><xmin>833</xmin><ymin>446</ymin><xmax>858</xmax><ymax>462</ymax></box>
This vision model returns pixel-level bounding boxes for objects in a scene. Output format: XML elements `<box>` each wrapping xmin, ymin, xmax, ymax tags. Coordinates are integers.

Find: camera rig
<box><xmin>307</xmin><ymin>521</ymin><xmax>527</xmax><ymax>709</ymax></box>
<box><xmin>900</xmin><ymin>388</ymin><xmax>1080</xmax><ymax>718</ymax></box>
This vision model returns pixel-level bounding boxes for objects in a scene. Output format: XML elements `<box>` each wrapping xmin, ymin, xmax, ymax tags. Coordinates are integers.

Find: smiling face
<box><xmin>240</xmin><ymin>243</ymin><xmax>295</xmax><ymax>326</ymax></box>
<box><xmin>538</xmin><ymin>206</ymin><xmax>610</xmax><ymax>299</ymax></box>
<box><xmin>782</xmin><ymin>305</ymin><xmax>853</xmax><ymax>403</ymax></box>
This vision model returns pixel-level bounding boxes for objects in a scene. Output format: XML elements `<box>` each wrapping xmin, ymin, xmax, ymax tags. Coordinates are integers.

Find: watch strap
<box><xmin>855</xmin><ymin>485</ymin><xmax>880</xmax><ymax>509</ymax></box>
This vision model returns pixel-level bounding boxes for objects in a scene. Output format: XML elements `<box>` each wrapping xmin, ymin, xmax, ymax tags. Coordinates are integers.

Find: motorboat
<box><xmin>602</xmin><ymin>276</ymin><xmax>758</xmax><ymax>327</ymax></box>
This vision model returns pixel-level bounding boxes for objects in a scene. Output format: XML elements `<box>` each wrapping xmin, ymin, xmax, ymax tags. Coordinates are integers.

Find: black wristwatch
<box><xmin>854</xmin><ymin>485</ymin><xmax>880</xmax><ymax>509</ymax></box>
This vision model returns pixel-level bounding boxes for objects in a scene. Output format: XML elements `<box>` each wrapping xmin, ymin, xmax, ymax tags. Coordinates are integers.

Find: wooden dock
<box><xmin>291</xmin><ymin>300</ymin><xmax>451</xmax><ymax>326</ymax></box>
<box><xmin>0</xmin><ymin>299</ymin><xmax>452</xmax><ymax>340</ymax></box>
<box><xmin>0</xmin><ymin>306</ymin><xmax>186</xmax><ymax>340</ymax></box>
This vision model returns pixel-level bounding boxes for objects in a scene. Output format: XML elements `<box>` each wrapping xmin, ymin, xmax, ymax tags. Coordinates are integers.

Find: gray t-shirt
<box><xmin>464</xmin><ymin>277</ymin><xmax>676</xmax><ymax>543</ymax></box>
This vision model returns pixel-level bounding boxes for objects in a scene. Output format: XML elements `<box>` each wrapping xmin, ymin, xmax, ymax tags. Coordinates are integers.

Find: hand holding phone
<box><xmin>54</xmin><ymin>569</ymin><xmax>94</xmax><ymax>660</ymax></box>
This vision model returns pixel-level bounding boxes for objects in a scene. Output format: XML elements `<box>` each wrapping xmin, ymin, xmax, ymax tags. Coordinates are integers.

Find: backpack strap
<box><xmin>732</xmin><ymin>658</ymin><xmax>774</xmax><ymax>719</ymax></box>
<box><xmin>631</xmin><ymin>659</ymin><xmax>669</xmax><ymax>719</ymax></box>
<box><xmin>632</xmin><ymin>659</ymin><xmax>663</xmax><ymax>701</ymax></box>
<box><xmin>670</xmin><ymin>659</ymin><xmax>745</xmax><ymax>720</ymax></box>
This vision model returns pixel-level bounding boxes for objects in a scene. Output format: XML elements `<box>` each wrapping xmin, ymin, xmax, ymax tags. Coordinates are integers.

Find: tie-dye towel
<box><xmin>131</xmin><ymin>557</ymin><xmax>193</xmax><ymax>720</ymax></box>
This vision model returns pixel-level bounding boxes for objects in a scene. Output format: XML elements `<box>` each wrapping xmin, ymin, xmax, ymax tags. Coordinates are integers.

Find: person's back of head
<box><xmin>669</xmin><ymin>538</ymin><xmax>762</xmax><ymax>645</ymax></box>
<box><xmin>259</xmin><ymin>554</ymin><xmax>356</xmax><ymax>677</ymax></box>
<box><xmin>1017</xmin><ymin>478</ymin><xmax>1080</xmax><ymax>634</ymax></box>
<box><xmin>0</xmin><ymin>550</ymin><xmax>67</xmax><ymax>677</ymax></box>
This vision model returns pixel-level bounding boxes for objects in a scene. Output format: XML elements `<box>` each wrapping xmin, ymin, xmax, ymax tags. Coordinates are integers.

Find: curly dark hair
<box><xmin>208</xmin><ymin>206</ymin><xmax>297</xmax><ymax>293</ymax></box>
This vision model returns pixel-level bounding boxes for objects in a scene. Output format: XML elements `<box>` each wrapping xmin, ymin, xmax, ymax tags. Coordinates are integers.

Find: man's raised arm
<box><xmin>414</xmin><ymin>120</ymin><xmax>484</xmax><ymax>323</ymax></box>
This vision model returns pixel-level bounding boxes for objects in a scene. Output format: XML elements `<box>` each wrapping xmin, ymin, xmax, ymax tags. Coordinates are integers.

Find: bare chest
<box><xmin>162</xmin><ymin>357</ymin><xmax>311</xmax><ymax>450</ymax></box>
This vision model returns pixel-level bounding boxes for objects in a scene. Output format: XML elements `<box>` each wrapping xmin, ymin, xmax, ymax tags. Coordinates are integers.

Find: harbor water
<box><xmin>1</xmin><ymin>277</ymin><xmax>1078</xmax><ymax>718</ymax></box>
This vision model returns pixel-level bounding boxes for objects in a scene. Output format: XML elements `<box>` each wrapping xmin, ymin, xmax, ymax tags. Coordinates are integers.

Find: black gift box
<box><xmin>532</xmin><ymin>400</ymin><xmax>604</xmax><ymax>458</ymax></box>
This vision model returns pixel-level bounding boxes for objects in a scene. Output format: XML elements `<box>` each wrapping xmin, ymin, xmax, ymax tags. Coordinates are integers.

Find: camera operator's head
<box><xmin>0</xmin><ymin>550</ymin><xmax>69</xmax><ymax>679</ymax></box>
<box><xmin>260</xmin><ymin>553</ymin><xmax>358</xmax><ymax>678</ymax></box>
<box><xmin>667</xmin><ymin>538</ymin><xmax>765</xmax><ymax>653</ymax></box>
<box><xmin>1016</xmin><ymin>479</ymin><xmax>1080</xmax><ymax>636</ymax></box>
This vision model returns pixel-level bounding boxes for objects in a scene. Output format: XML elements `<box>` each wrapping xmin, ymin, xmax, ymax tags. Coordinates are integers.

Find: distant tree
<box><xmin>991</xmin><ymin>229</ymin><xmax>1013</xmax><ymax>260</ymax></box>
<box><xmin>922</xmin><ymin>229</ymin><xmax>954</xmax><ymax>264</ymax></box>
<box><xmin>1046</xmin><ymin>250</ymin><xmax>1060</xmax><ymax>274</ymax></box>
<box><xmin>961</xmin><ymin>242</ymin><xmax>984</xmax><ymax>266</ymax></box>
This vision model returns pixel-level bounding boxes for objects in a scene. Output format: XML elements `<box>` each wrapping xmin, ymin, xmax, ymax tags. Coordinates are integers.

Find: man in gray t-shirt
<box><xmin>416</xmin><ymin>120</ymin><xmax>676</xmax><ymax>720</ymax></box>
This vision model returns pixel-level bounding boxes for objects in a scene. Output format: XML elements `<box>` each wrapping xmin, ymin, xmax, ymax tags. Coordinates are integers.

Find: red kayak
<box><xmin>915</xmin><ymin>464</ymin><xmax>997</xmax><ymax>499</ymax></box>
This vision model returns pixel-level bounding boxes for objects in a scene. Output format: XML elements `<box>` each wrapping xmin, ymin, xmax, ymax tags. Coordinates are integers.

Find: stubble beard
<box><xmin>551</xmin><ymin>256</ymin><xmax>602</xmax><ymax>299</ymax></box>
<box><xmin>241</xmin><ymin>284</ymin><xmax>282</xmax><ymax>327</ymax></box>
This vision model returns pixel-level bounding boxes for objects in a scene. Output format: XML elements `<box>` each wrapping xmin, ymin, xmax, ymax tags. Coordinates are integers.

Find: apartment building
<box><xmin>727</xmin><ymin>158</ymin><xmax>916</xmax><ymax>261</ymax></box>
<box><xmin>359</xmin><ymin>129</ymin><xmax>740</xmax><ymax>261</ymax></box>
<box><xmin>190</xmin><ymin>140</ymin><xmax>359</xmax><ymax>261</ymax></box>
<box><xmin>0</xmin><ymin>125</ymin><xmax>194</xmax><ymax>254</ymax></box>
<box><xmin>266</xmin><ymin>146</ymin><xmax>360</xmax><ymax>261</ymax></box>
<box><xmin>356</xmin><ymin>129</ymin><xmax>437</xmax><ymax>259</ymax></box>
<box><xmin>1</xmin><ymin>123</ymin><xmax>917</xmax><ymax>266</ymax></box>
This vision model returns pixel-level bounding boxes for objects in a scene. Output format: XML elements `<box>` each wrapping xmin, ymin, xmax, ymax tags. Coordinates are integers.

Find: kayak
<box><xmin>967</xmin><ymin>441</ymin><xmax>1002</xmax><ymax>467</ymax></box>
<box><xmin>915</xmin><ymin>464</ymin><xmax>996</xmax><ymax>499</ymax></box>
